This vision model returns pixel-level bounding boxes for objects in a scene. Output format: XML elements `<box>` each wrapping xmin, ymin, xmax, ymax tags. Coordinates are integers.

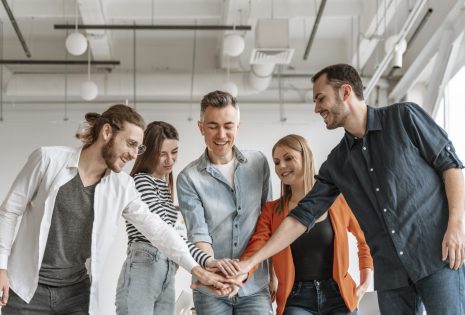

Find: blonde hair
<box><xmin>272</xmin><ymin>134</ymin><xmax>315</xmax><ymax>213</ymax></box>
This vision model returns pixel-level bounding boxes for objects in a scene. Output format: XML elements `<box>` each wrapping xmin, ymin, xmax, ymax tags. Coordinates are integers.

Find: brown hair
<box><xmin>200</xmin><ymin>90</ymin><xmax>239</xmax><ymax>120</ymax></box>
<box><xmin>312</xmin><ymin>63</ymin><xmax>365</xmax><ymax>101</ymax></box>
<box><xmin>76</xmin><ymin>104</ymin><xmax>145</xmax><ymax>147</ymax></box>
<box><xmin>272</xmin><ymin>134</ymin><xmax>315</xmax><ymax>214</ymax></box>
<box><xmin>130</xmin><ymin>121</ymin><xmax>179</xmax><ymax>200</ymax></box>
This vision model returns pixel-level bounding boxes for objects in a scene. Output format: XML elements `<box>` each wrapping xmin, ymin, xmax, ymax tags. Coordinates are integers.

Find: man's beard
<box><xmin>326</xmin><ymin>94</ymin><xmax>347</xmax><ymax>130</ymax></box>
<box><xmin>101</xmin><ymin>136</ymin><xmax>120</xmax><ymax>172</ymax></box>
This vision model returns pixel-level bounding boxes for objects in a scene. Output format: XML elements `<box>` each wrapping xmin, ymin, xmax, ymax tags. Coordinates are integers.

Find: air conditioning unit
<box><xmin>250</xmin><ymin>19</ymin><xmax>294</xmax><ymax>65</ymax></box>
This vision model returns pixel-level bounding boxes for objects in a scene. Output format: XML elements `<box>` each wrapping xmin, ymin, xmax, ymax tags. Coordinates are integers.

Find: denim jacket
<box><xmin>177</xmin><ymin>146</ymin><xmax>272</xmax><ymax>296</ymax></box>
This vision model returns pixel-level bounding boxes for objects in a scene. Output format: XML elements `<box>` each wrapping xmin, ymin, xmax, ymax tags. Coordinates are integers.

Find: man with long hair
<box><xmin>0</xmin><ymin>104</ymin><xmax>236</xmax><ymax>314</ymax></box>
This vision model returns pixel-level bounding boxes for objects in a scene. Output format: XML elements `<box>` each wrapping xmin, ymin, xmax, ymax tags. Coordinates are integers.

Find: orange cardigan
<box><xmin>241</xmin><ymin>195</ymin><xmax>373</xmax><ymax>315</ymax></box>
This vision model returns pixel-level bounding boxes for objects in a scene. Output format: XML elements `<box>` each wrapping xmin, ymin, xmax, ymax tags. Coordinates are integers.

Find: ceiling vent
<box><xmin>250</xmin><ymin>48</ymin><xmax>294</xmax><ymax>65</ymax></box>
<box><xmin>250</xmin><ymin>19</ymin><xmax>294</xmax><ymax>65</ymax></box>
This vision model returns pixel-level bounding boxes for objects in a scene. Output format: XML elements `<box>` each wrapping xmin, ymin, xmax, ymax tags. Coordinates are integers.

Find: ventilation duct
<box><xmin>248</xmin><ymin>19</ymin><xmax>294</xmax><ymax>92</ymax></box>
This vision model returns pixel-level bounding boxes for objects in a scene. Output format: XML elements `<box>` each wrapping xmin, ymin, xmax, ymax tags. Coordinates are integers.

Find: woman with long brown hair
<box><xmin>115</xmin><ymin>121</ymin><xmax>238</xmax><ymax>315</ymax></box>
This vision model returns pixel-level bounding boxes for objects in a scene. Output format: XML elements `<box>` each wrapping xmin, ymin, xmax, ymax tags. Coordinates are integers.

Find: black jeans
<box><xmin>284</xmin><ymin>279</ymin><xmax>357</xmax><ymax>315</ymax></box>
<box><xmin>2</xmin><ymin>278</ymin><xmax>90</xmax><ymax>315</ymax></box>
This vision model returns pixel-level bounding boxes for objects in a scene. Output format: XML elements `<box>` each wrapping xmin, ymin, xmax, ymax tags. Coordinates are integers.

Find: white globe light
<box><xmin>223</xmin><ymin>34</ymin><xmax>245</xmax><ymax>57</ymax></box>
<box><xmin>66</xmin><ymin>32</ymin><xmax>88</xmax><ymax>56</ymax></box>
<box><xmin>80</xmin><ymin>80</ymin><xmax>98</xmax><ymax>101</ymax></box>
<box><xmin>221</xmin><ymin>81</ymin><xmax>238</xmax><ymax>97</ymax></box>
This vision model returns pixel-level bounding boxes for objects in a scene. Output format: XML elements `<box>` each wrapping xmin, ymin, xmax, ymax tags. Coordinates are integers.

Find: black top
<box><xmin>290</xmin><ymin>102</ymin><xmax>464</xmax><ymax>291</ymax></box>
<box><xmin>291</xmin><ymin>215</ymin><xmax>334</xmax><ymax>281</ymax></box>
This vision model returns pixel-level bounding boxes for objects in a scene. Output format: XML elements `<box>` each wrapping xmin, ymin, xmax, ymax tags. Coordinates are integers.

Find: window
<box><xmin>435</xmin><ymin>66</ymin><xmax>465</xmax><ymax>162</ymax></box>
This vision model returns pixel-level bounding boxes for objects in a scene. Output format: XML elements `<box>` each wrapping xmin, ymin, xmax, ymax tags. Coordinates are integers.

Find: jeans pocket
<box><xmin>131</xmin><ymin>249</ymin><xmax>155</xmax><ymax>263</ymax></box>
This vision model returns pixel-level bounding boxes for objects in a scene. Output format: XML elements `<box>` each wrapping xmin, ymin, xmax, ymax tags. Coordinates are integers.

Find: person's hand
<box><xmin>190</xmin><ymin>266</ymin><xmax>244</xmax><ymax>296</ymax></box>
<box><xmin>0</xmin><ymin>269</ymin><xmax>10</xmax><ymax>307</ymax></box>
<box><xmin>192</xmin><ymin>281</ymin><xmax>234</xmax><ymax>296</ymax></box>
<box><xmin>227</xmin><ymin>284</ymin><xmax>241</xmax><ymax>298</ymax></box>
<box><xmin>356</xmin><ymin>268</ymin><xmax>373</xmax><ymax>303</ymax></box>
<box><xmin>226</xmin><ymin>272</ymin><xmax>248</xmax><ymax>298</ymax></box>
<box><xmin>205</xmin><ymin>258</ymin><xmax>241</xmax><ymax>277</ymax></box>
<box><xmin>234</xmin><ymin>259</ymin><xmax>253</xmax><ymax>277</ymax></box>
<box><xmin>442</xmin><ymin>218</ymin><xmax>465</xmax><ymax>270</ymax></box>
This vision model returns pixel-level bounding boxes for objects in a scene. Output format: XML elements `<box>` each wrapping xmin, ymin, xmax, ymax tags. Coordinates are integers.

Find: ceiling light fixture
<box><xmin>80</xmin><ymin>46</ymin><xmax>98</xmax><ymax>101</ymax></box>
<box><xmin>223</xmin><ymin>33</ymin><xmax>245</xmax><ymax>57</ymax></box>
<box><xmin>65</xmin><ymin>0</ymin><xmax>87</xmax><ymax>56</ymax></box>
<box><xmin>385</xmin><ymin>35</ymin><xmax>407</xmax><ymax>69</ymax></box>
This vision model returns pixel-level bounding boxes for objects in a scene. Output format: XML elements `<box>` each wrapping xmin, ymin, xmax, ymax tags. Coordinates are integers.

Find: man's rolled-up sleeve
<box><xmin>176</xmin><ymin>171</ymin><xmax>212</xmax><ymax>244</ymax></box>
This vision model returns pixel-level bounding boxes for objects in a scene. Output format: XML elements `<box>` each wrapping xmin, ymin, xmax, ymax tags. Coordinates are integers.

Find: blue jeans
<box><xmin>283</xmin><ymin>280</ymin><xmax>357</xmax><ymax>315</ymax></box>
<box><xmin>193</xmin><ymin>286</ymin><xmax>273</xmax><ymax>315</ymax></box>
<box><xmin>2</xmin><ymin>278</ymin><xmax>90</xmax><ymax>314</ymax></box>
<box><xmin>377</xmin><ymin>264</ymin><xmax>465</xmax><ymax>315</ymax></box>
<box><xmin>115</xmin><ymin>242</ymin><xmax>177</xmax><ymax>315</ymax></box>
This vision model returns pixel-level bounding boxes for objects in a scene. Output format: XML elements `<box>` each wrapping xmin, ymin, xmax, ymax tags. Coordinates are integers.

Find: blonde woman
<box><xmin>240</xmin><ymin>134</ymin><xmax>373</xmax><ymax>315</ymax></box>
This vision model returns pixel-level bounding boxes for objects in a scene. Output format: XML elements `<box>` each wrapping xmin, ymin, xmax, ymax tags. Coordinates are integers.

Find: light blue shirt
<box><xmin>177</xmin><ymin>146</ymin><xmax>272</xmax><ymax>297</ymax></box>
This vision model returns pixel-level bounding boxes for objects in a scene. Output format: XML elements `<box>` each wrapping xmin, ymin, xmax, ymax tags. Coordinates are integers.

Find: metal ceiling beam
<box><xmin>407</xmin><ymin>8</ymin><xmax>433</xmax><ymax>47</ymax></box>
<box><xmin>351</xmin><ymin>0</ymin><xmax>399</xmax><ymax>71</ymax></box>
<box><xmin>0</xmin><ymin>59</ymin><xmax>120</xmax><ymax>65</ymax></box>
<box><xmin>54</xmin><ymin>24</ymin><xmax>252</xmax><ymax>31</ymax></box>
<box><xmin>389</xmin><ymin>0</ymin><xmax>465</xmax><ymax>102</ymax></box>
<box><xmin>1</xmin><ymin>0</ymin><xmax>31</xmax><ymax>58</ymax></box>
<box><xmin>303</xmin><ymin>0</ymin><xmax>327</xmax><ymax>60</ymax></box>
<box><xmin>364</xmin><ymin>0</ymin><xmax>428</xmax><ymax>99</ymax></box>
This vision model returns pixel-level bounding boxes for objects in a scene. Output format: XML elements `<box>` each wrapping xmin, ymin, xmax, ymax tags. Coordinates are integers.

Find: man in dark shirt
<box><xmin>238</xmin><ymin>64</ymin><xmax>465</xmax><ymax>314</ymax></box>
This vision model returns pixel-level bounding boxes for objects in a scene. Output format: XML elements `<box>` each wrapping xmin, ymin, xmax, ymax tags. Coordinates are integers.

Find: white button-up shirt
<box><xmin>0</xmin><ymin>146</ymin><xmax>198</xmax><ymax>314</ymax></box>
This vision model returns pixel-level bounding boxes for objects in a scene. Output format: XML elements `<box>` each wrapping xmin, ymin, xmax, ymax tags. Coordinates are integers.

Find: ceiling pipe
<box><xmin>3</xmin><ymin>71</ymin><xmax>298</xmax><ymax>99</ymax></box>
<box><xmin>303</xmin><ymin>0</ymin><xmax>327</xmax><ymax>60</ymax></box>
<box><xmin>1</xmin><ymin>0</ymin><xmax>31</xmax><ymax>58</ymax></box>
<box><xmin>407</xmin><ymin>7</ymin><xmax>433</xmax><ymax>47</ymax></box>
<box><xmin>364</xmin><ymin>0</ymin><xmax>428</xmax><ymax>99</ymax></box>
<box><xmin>389</xmin><ymin>0</ymin><xmax>465</xmax><ymax>102</ymax></box>
<box><xmin>0</xmin><ymin>59</ymin><xmax>120</xmax><ymax>65</ymax></box>
<box><xmin>54</xmin><ymin>24</ymin><xmax>251</xmax><ymax>31</ymax></box>
<box><xmin>388</xmin><ymin>7</ymin><xmax>433</xmax><ymax>78</ymax></box>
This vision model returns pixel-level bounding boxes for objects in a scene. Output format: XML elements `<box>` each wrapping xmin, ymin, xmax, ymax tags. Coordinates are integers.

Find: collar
<box><xmin>345</xmin><ymin>105</ymin><xmax>382</xmax><ymax>149</ymax></box>
<box><xmin>67</xmin><ymin>146</ymin><xmax>83</xmax><ymax>169</ymax></box>
<box><xmin>68</xmin><ymin>146</ymin><xmax>111</xmax><ymax>177</ymax></box>
<box><xmin>198</xmin><ymin>145</ymin><xmax>247</xmax><ymax>171</ymax></box>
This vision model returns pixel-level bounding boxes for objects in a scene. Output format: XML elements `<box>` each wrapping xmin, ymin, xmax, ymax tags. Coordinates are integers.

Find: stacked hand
<box><xmin>191</xmin><ymin>259</ymin><xmax>253</xmax><ymax>298</ymax></box>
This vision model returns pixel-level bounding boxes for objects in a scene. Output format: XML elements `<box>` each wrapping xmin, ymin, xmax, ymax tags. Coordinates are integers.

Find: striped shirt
<box><xmin>126</xmin><ymin>173</ymin><xmax>211</xmax><ymax>267</ymax></box>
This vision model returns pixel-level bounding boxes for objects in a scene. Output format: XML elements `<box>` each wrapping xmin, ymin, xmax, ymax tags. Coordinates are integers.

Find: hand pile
<box><xmin>190</xmin><ymin>259</ymin><xmax>253</xmax><ymax>298</ymax></box>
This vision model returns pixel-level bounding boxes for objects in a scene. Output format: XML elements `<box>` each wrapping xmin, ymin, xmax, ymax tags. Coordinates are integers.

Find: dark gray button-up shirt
<box><xmin>290</xmin><ymin>102</ymin><xmax>464</xmax><ymax>291</ymax></box>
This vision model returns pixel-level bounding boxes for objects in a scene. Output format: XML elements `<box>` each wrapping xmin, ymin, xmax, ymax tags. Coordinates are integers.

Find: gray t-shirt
<box><xmin>39</xmin><ymin>173</ymin><xmax>96</xmax><ymax>286</ymax></box>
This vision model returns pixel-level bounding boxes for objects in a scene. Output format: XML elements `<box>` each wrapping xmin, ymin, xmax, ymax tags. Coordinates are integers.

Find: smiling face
<box><xmin>101</xmin><ymin>122</ymin><xmax>144</xmax><ymax>172</ymax></box>
<box><xmin>151</xmin><ymin>138</ymin><xmax>178</xmax><ymax>179</ymax></box>
<box><xmin>198</xmin><ymin>103</ymin><xmax>240</xmax><ymax>164</ymax></box>
<box><xmin>272</xmin><ymin>144</ymin><xmax>305</xmax><ymax>188</ymax></box>
<box><xmin>313</xmin><ymin>74</ymin><xmax>349</xmax><ymax>130</ymax></box>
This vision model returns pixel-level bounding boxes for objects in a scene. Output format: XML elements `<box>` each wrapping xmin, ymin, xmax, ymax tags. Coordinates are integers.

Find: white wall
<box><xmin>0</xmin><ymin>101</ymin><xmax>364</xmax><ymax>314</ymax></box>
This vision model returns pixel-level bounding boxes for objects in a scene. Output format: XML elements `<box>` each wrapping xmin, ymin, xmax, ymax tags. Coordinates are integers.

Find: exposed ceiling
<box><xmin>1</xmin><ymin>0</ymin><xmax>465</xmax><ymax>106</ymax></box>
